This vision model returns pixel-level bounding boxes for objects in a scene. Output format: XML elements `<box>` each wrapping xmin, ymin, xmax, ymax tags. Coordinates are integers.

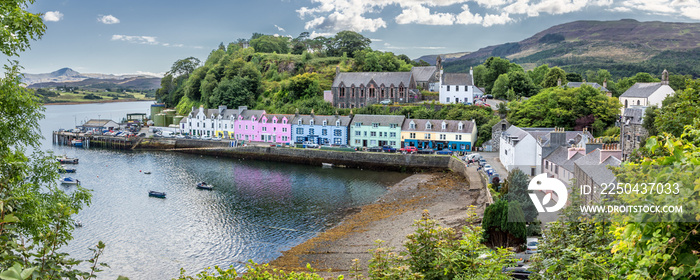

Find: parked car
<box><xmin>400</xmin><ymin>146</ymin><xmax>418</xmax><ymax>153</ymax></box>
<box><xmin>502</xmin><ymin>266</ymin><xmax>532</xmax><ymax>279</ymax></box>
<box><xmin>302</xmin><ymin>141</ymin><xmax>319</xmax><ymax>148</ymax></box>
<box><xmin>483</xmin><ymin>164</ymin><xmax>492</xmax><ymax>170</ymax></box>
<box><xmin>417</xmin><ymin>148</ymin><xmax>434</xmax><ymax>154</ymax></box>
<box><xmin>382</xmin><ymin>145</ymin><xmax>397</xmax><ymax>153</ymax></box>
<box><xmin>212</xmin><ymin>137</ymin><xmax>222</xmax><ymax>141</ymax></box>
<box><xmin>436</xmin><ymin>149</ymin><xmax>453</xmax><ymax>155</ymax></box>
<box><xmin>485</xmin><ymin>94</ymin><xmax>494</xmax><ymax>99</ymax></box>
<box><xmin>201</xmin><ymin>135</ymin><xmax>212</xmax><ymax>140</ymax></box>
<box><xmin>367</xmin><ymin>146</ymin><xmax>383</xmax><ymax>152</ymax></box>
<box><xmin>379</xmin><ymin>99</ymin><xmax>392</xmax><ymax>105</ymax></box>
<box><xmin>526</xmin><ymin>238</ymin><xmax>539</xmax><ymax>254</ymax></box>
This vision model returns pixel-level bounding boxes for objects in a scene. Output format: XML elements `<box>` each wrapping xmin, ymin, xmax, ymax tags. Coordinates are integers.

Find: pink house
<box><xmin>234</xmin><ymin>109</ymin><xmax>266</xmax><ymax>142</ymax></box>
<box><xmin>258</xmin><ymin>114</ymin><xmax>293</xmax><ymax>144</ymax></box>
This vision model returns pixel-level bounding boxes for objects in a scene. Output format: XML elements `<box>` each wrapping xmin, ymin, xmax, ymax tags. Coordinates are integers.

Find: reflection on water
<box><xmin>41</xmin><ymin>102</ymin><xmax>407</xmax><ymax>279</ymax></box>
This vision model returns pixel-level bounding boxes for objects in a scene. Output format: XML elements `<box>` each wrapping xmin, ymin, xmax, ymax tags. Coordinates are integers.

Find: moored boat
<box><xmin>57</xmin><ymin>155</ymin><xmax>79</xmax><ymax>164</ymax></box>
<box><xmin>60</xmin><ymin>177</ymin><xmax>79</xmax><ymax>185</ymax></box>
<box><xmin>322</xmin><ymin>162</ymin><xmax>333</xmax><ymax>168</ymax></box>
<box><xmin>71</xmin><ymin>139</ymin><xmax>83</xmax><ymax>147</ymax></box>
<box><xmin>148</xmin><ymin>191</ymin><xmax>166</xmax><ymax>198</ymax></box>
<box><xmin>196</xmin><ymin>182</ymin><xmax>213</xmax><ymax>190</ymax></box>
<box><xmin>59</xmin><ymin>166</ymin><xmax>77</xmax><ymax>173</ymax></box>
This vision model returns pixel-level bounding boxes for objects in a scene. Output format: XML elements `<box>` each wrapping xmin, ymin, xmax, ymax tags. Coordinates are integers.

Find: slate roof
<box><xmin>261</xmin><ymin>114</ymin><xmax>294</xmax><ymax>123</ymax></box>
<box><xmin>623</xmin><ymin>107</ymin><xmax>646</xmax><ymax>125</ymax></box>
<box><xmin>544</xmin><ymin>146</ymin><xmax>584</xmax><ymax>173</ymax></box>
<box><xmin>238</xmin><ymin>109</ymin><xmax>265</xmax><ymax>121</ymax></box>
<box><xmin>402</xmin><ymin>119</ymin><xmax>475</xmax><ymax>134</ymax></box>
<box><xmin>566</xmin><ymin>82</ymin><xmax>609</xmax><ymax>92</ymax></box>
<box><xmin>441</xmin><ymin>73</ymin><xmax>473</xmax><ymax>86</ymax></box>
<box><xmin>502</xmin><ymin>126</ymin><xmax>592</xmax><ymax>147</ymax></box>
<box><xmin>332</xmin><ymin>72</ymin><xmax>413</xmax><ymax>88</ymax></box>
<box><xmin>411</xmin><ymin>66</ymin><xmax>438</xmax><ymax>82</ymax></box>
<box><xmin>291</xmin><ymin>114</ymin><xmax>352</xmax><ymax>126</ymax></box>
<box><xmin>620</xmin><ymin>83</ymin><xmax>666</xmax><ymax>98</ymax></box>
<box><xmin>574</xmin><ymin>149</ymin><xmax>621</xmax><ymax>186</ymax></box>
<box><xmin>350</xmin><ymin>114</ymin><xmax>406</xmax><ymax>127</ymax></box>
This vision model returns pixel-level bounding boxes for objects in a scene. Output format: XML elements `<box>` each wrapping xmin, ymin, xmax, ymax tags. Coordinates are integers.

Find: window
<box><xmin>334</xmin><ymin>138</ymin><xmax>342</xmax><ymax>145</ymax></box>
<box><xmin>555</xmin><ymin>165</ymin><xmax>559</xmax><ymax>174</ymax></box>
<box><xmin>252</xmin><ymin>126</ymin><xmax>254</xmax><ymax>130</ymax></box>
<box><xmin>334</xmin><ymin>130</ymin><xmax>342</xmax><ymax>136</ymax></box>
<box><xmin>545</xmin><ymin>161</ymin><xmax>549</xmax><ymax>169</ymax></box>
<box><xmin>297</xmin><ymin>136</ymin><xmax>304</xmax><ymax>143</ymax></box>
<box><xmin>447</xmin><ymin>85</ymin><xmax>450</xmax><ymax>91</ymax></box>
<box><xmin>296</xmin><ymin>128</ymin><xmax>303</xmax><ymax>134</ymax></box>
<box><xmin>447</xmin><ymin>97</ymin><xmax>450</xmax><ymax>103</ymax></box>
<box><xmin>440</xmin><ymin>134</ymin><xmax>446</xmax><ymax>140</ymax></box>
<box><xmin>339</xmin><ymin>88</ymin><xmax>345</xmax><ymax>97</ymax></box>
<box><xmin>456</xmin><ymin>135</ymin><xmax>462</xmax><ymax>140</ymax></box>
<box><xmin>409</xmin><ymin>123</ymin><xmax>416</xmax><ymax>129</ymax></box>
<box><xmin>442</xmin><ymin>123</ymin><xmax>447</xmax><ymax>129</ymax></box>
<box><xmin>211</xmin><ymin>123</ymin><xmax>214</xmax><ymax>128</ymax></box>
<box><xmin>364</xmin><ymin>131</ymin><xmax>367</xmax><ymax>136</ymax></box>
<box><xmin>458</xmin><ymin>123</ymin><xmax>463</xmax><ymax>130</ymax></box>
<box><xmin>390</xmin><ymin>132</ymin><xmax>396</xmax><ymax>138</ymax></box>
<box><xmin>310</xmin><ymin>120</ymin><xmax>314</xmax><ymax>125</ymax></box>
<box><xmin>390</xmin><ymin>141</ymin><xmax>396</xmax><ymax>146</ymax></box>
<box><xmin>355</xmin><ymin>139</ymin><xmax>361</xmax><ymax>144</ymax></box>
<box><xmin>390</xmin><ymin>124</ymin><xmax>397</xmax><ymax>128</ymax></box>
<box><xmin>298</xmin><ymin>120</ymin><xmax>302</xmax><ymax>125</ymax></box>
<box><xmin>355</xmin><ymin>131</ymin><xmax>361</xmax><ymax>136</ymax></box>
<box><xmin>323</xmin><ymin>120</ymin><xmax>327</xmax><ymax>126</ymax></box>
<box><xmin>322</xmin><ymin>129</ymin><xmax>327</xmax><ymax>136</ymax></box>
<box><xmin>410</xmin><ymin>133</ymin><xmax>416</xmax><ymax>138</ymax></box>
<box><xmin>426</xmin><ymin>123</ymin><xmax>432</xmax><ymax>129</ymax></box>
<box><xmin>197</xmin><ymin>123</ymin><xmax>199</xmax><ymax>128</ymax></box>
<box><xmin>282</xmin><ymin>136</ymin><xmax>288</xmax><ymax>141</ymax></box>
<box><xmin>336</xmin><ymin>120</ymin><xmax>340</xmax><ymax>126</ymax></box>
<box><xmin>425</xmin><ymin>134</ymin><xmax>431</xmax><ymax>139</ymax></box>
<box><xmin>309</xmin><ymin>128</ymin><xmax>315</xmax><ymax>135</ymax></box>
<box><xmin>371</xmin><ymin>132</ymin><xmax>377</xmax><ymax>137</ymax></box>
<box><xmin>262</xmin><ymin>127</ymin><xmax>267</xmax><ymax>132</ymax></box>
<box><xmin>355</xmin><ymin>123</ymin><xmax>362</xmax><ymax>127</ymax></box>
<box><xmin>372</xmin><ymin>123</ymin><xmax>379</xmax><ymax>128</ymax></box>
<box><xmin>282</xmin><ymin>128</ymin><xmax>287</xmax><ymax>132</ymax></box>
<box><xmin>225</xmin><ymin>124</ymin><xmax>227</xmax><ymax>129</ymax></box>
<box><xmin>370</xmin><ymin>140</ymin><xmax>377</xmax><ymax>146</ymax></box>
<box><xmin>245</xmin><ymin>125</ymin><xmax>248</xmax><ymax>130</ymax></box>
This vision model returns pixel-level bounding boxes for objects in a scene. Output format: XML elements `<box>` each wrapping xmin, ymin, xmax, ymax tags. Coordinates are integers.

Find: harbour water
<box><xmin>40</xmin><ymin>102</ymin><xmax>408</xmax><ymax>279</ymax></box>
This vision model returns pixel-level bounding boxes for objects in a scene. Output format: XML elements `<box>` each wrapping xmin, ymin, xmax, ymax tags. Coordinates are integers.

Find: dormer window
<box><xmin>441</xmin><ymin>122</ymin><xmax>447</xmax><ymax>129</ymax></box>
<box><xmin>283</xmin><ymin>119</ymin><xmax>287</xmax><ymax>124</ymax></box>
<box><xmin>298</xmin><ymin>120</ymin><xmax>302</xmax><ymax>125</ymax></box>
<box><xmin>336</xmin><ymin>120</ymin><xmax>340</xmax><ymax>126</ymax></box>
<box><xmin>409</xmin><ymin>122</ymin><xmax>415</xmax><ymax>129</ymax></box>
<box><xmin>273</xmin><ymin>118</ymin><xmax>277</xmax><ymax>124</ymax></box>
<box><xmin>426</xmin><ymin>123</ymin><xmax>432</xmax><ymax>130</ymax></box>
<box><xmin>310</xmin><ymin>120</ymin><xmax>314</xmax><ymax>126</ymax></box>
<box><xmin>323</xmin><ymin>120</ymin><xmax>327</xmax><ymax>126</ymax></box>
<box><xmin>458</xmin><ymin>123</ymin><xmax>464</xmax><ymax>130</ymax></box>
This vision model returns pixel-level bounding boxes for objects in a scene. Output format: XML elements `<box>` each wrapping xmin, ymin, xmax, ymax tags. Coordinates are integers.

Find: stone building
<box><xmin>410</xmin><ymin>56</ymin><xmax>441</xmax><ymax>91</ymax></box>
<box><xmin>331</xmin><ymin>68</ymin><xmax>420</xmax><ymax>108</ymax></box>
<box><xmin>621</xmin><ymin>107</ymin><xmax>648</xmax><ymax>160</ymax></box>
<box><xmin>490</xmin><ymin>119</ymin><xmax>511</xmax><ymax>152</ymax></box>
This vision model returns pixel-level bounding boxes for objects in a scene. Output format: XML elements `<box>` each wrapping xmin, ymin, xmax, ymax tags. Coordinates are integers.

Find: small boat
<box><xmin>148</xmin><ymin>191</ymin><xmax>166</xmax><ymax>198</ymax></box>
<box><xmin>322</xmin><ymin>163</ymin><xmax>333</xmax><ymax>168</ymax></box>
<box><xmin>71</xmin><ymin>139</ymin><xmax>83</xmax><ymax>147</ymax></box>
<box><xmin>144</xmin><ymin>171</ymin><xmax>151</xmax><ymax>174</ymax></box>
<box><xmin>59</xmin><ymin>166</ymin><xmax>77</xmax><ymax>173</ymax></box>
<box><xmin>57</xmin><ymin>155</ymin><xmax>79</xmax><ymax>164</ymax></box>
<box><xmin>60</xmin><ymin>177</ymin><xmax>79</xmax><ymax>185</ymax></box>
<box><xmin>196</xmin><ymin>182</ymin><xmax>213</xmax><ymax>190</ymax></box>
<box><xmin>74</xmin><ymin>220</ymin><xmax>83</xmax><ymax>228</ymax></box>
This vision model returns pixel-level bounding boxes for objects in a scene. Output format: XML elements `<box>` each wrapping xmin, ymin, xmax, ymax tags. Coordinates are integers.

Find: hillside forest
<box><xmin>155</xmin><ymin>31</ymin><xmax>694</xmax><ymax>146</ymax></box>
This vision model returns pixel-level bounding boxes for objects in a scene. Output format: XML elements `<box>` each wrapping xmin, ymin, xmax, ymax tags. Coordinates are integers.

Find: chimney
<box><xmin>557</xmin><ymin>78</ymin><xmax>562</xmax><ymax>87</ymax></box>
<box><xmin>603</xmin><ymin>79</ymin><xmax>607</xmax><ymax>89</ymax></box>
<box><xmin>218</xmin><ymin>105</ymin><xmax>227</xmax><ymax>114</ymax></box>
<box><xmin>585</xmin><ymin>137</ymin><xmax>604</xmax><ymax>154</ymax></box>
<box><xmin>470</xmin><ymin>66</ymin><xmax>474</xmax><ymax>85</ymax></box>
<box><xmin>662</xmin><ymin>69</ymin><xmax>669</xmax><ymax>85</ymax></box>
<box><xmin>600</xmin><ymin>143</ymin><xmax>622</xmax><ymax>164</ymax></box>
<box><xmin>568</xmin><ymin>145</ymin><xmax>585</xmax><ymax>160</ymax></box>
<box><xmin>310</xmin><ymin>109</ymin><xmax>315</xmax><ymax>117</ymax></box>
<box><xmin>336</xmin><ymin>66</ymin><xmax>340</xmax><ymax>76</ymax></box>
<box><xmin>238</xmin><ymin>106</ymin><xmax>248</xmax><ymax>113</ymax></box>
<box><xmin>295</xmin><ymin>108</ymin><xmax>300</xmax><ymax>117</ymax></box>
<box><xmin>349</xmin><ymin>109</ymin><xmax>354</xmax><ymax>118</ymax></box>
<box><xmin>549</xmin><ymin>127</ymin><xmax>567</xmax><ymax>147</ymax></box>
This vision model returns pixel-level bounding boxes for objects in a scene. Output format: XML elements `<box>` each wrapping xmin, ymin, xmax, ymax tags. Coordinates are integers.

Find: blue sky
<box><xmin>19</xmin><ymin>0</ymin><xmax>700</xmax><ymax>75</ymax></box>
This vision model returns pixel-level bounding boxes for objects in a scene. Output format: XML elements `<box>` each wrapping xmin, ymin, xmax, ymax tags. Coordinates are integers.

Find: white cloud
<box><xmin>111</xmin><ymin>35</ymin><xmax>158</xmax><ymax>45</ymax></box>
<box><xmin>614</xmin><ymin>0</ymin><xmax>700</xmax><ymax>18</ymax></box>
<box><xmin>43</xmin><ymin>11</ymin><xmax>63</xmax><ymax>22</ymax></box>
<box><xmin>275</xmin><ymin>24</ymin><xmax>286</xmax><ymax>32</ymax></box>
<box><xmin>98</xmin><ymin>15</ymin><xmax>120</xmax><ymax>24</ymax></box>
<box><xmin>483</xmin><ymin>12</ymin><xmax>514</xmax><ymax>26</ymax></box>
<box><xmin>417</xmin><ymin>46</ymin><xmax>447</xmax><ymax>49</ymax></box>
<box><xmin>681</xmin><ymin>5</ymin><xmax>700</xmax><ymax>19</ymax></box>
<box><xmin>395</xmin><ymin>4</ymin><xmax>456</xmax><ymax>25</ymax></box>
<box><xmin>608</xmin><ymin>6</ymin><xmax>632</xmax><ymax>12</ymax></box>
<box><xmin>455</xmin><ymin>4</ymin><xmax>484</xmax><ymax>25</ymax></box>
<box><xmin>310</xmin><ymin>31</ymin><xmax>335</xmax><ymax>38</ymax></box>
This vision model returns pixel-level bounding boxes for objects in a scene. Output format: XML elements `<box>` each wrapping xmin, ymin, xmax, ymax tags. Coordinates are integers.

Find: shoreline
<box><xmin>268</xmin><ymin>170</ymin><xmax>489</xmax><ymax>277</ymax></box>
<box><xmin>42</xmin><ymin>99</ymin><xmax>155</xmax><ymax>106</ymax></box>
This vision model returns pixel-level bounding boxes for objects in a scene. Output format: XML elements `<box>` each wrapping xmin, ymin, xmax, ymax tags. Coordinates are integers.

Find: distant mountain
<box><xmin>414</xmin><ymin>52</ymin><xmax>470</xmax><ymax>65</ymax></box>
<box><xmin>22</xmin><ymin>68</ymin><xmax>162</xmax><ymax>90</ymax></box>
<box><xmin>436</xmin><ymin>19</ymin><xmax>700</xmax><ymax>78</ymax></box>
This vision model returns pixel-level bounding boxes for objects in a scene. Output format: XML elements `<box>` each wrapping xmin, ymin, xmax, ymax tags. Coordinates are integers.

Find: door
<box><xmin>363</xmin><ymin>140</ymin><xmax>367</xmax><ymax>147</ymax></box>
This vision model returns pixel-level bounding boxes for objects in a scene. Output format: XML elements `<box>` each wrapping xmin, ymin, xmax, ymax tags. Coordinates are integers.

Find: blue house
<box><xmin>291</xmin><ymin>112</ymin><xmax>351</xmax><ymax>145</ymax></box>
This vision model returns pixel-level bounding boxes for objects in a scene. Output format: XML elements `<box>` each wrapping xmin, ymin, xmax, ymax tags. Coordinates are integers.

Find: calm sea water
<box><xmin>40</xmin><ymin>101</ymin><xmax>407</xmax><ymax>279</ymax></box>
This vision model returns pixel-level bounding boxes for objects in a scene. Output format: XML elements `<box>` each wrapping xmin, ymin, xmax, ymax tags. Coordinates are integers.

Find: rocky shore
<box><xmin>269</xmin><ymin>170</ymin><xmax>490</xmax><ymax>278</ymax></box>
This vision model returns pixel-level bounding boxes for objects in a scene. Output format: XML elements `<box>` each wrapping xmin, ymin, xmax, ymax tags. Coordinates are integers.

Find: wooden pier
<box><xmin>52</xmin><ymin>131</ymin><xmax>139</xmax><ymax>150</ymax></box>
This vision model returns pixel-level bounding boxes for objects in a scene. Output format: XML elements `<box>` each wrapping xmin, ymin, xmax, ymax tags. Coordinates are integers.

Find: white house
<box><xmin>619</xmin><ymin>70</ymin><xmax>674</xmax><ymax>115</ymax></box>
<box><xmin>501</xmin><ymin>126</ymin><xmax>592</xmax><ymax>176</ymax></box>
<box><xmin>182</xmin><ymin>105</ymin><xmax>243</xmax><ymax>138</ymax></box>
<box><xmin>438</xmin><ymin>67</ymin><xmax>478</xmax><ymax>105</ymax></box>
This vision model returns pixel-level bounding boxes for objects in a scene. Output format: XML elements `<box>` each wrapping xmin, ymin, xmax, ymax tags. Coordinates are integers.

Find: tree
<box><xmin>284</xmin><ymin>73</ymin><xmax>321</xmax><ymax>101</ymax></box>
<box><xmin>508</xmin><ymin>71</ymin><xmax>539</xmax><ymax>97</ymax></box>
<box><xmin>482</xmin><ymin>199</ymin><xmax>527</xmax><ymax>247</ymax></box>
<box><xmin>541</xmin><ymin>66</ymin><xmax>567</xmax><ymax>88</ymax></box>
<box><xmin>167</xmin><ymin>57</ymin><xmax>201</xmax><ymax>77</ymax></box>
<box><xmin>503</xmin><ymin>169</ymin><xmax>538</xmax><ymax>223</ymax></box>
<box><xmin>483</xmin><ymin>57</ymin><xmax>513</xmax><ymax>94</ymax></box>
<box><xmin>566</xmin><ymin>72</ymin><xmax>582</xmax><ymax>82</ymax></box>
<box><xmin>249</xmin><ymin>35</ymin><xmax>290</xmax><ymax>54</ymax></box>
<box><xmin>492</xmin><ymin>73</ymin><xmax>509</xmax><ymax>99</ymax></box>
<box><xmin>642</xmin><ymin>105</ymin><xmax>659</xmax><ymax>137</ymax></box>
<box><xmin>209</xmin><ymin>76</ymin><xmax>256</xmax><ymax>109</ymax></box>
<box><xmin>528</xmin><ymin>64</ymin><xmax>549</xmax><ymax>86</ymax></box>
<box><xmin>327</xmin><ymin>31</ymin><xmax>371</xmax><ymax>58</ymax></box>
<box><xmin>654</xmin><ymin>79</ymin><xmax>700</xmax><ymax>137</ymax></box>
<box><xmin>1</xmin><ymin>1</ymin><xmax>105</xmax><ymax>278</ymax></box>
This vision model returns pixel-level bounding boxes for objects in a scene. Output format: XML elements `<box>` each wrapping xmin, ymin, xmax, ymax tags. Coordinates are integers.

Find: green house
<box><xmin>349</xmin><ymin>114</ymin><xmax>405</xmax><ymax>148</ymax></box>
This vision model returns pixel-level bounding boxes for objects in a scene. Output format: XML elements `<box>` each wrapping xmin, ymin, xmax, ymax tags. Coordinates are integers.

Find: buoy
<box><xmin>139</xmin><ymin>170</ymin><xmax>142</xmax><ymax>172</ymax></box>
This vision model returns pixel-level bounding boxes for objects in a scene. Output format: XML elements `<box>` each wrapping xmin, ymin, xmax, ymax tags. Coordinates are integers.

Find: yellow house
<box><xmin>401</xmin><ymin>119</ymin><xmax>477</xmax><ymax>151</ymax></box>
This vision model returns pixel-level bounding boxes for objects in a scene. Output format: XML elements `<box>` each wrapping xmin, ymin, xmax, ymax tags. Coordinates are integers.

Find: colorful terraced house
<box><xmin>349</xmin><ymin>114</ymin><xmax>405</xmax><ymax>148</ymax></box>
<box><xmin>400</xmin><ymin>119</ymin><xmax>477</xmax><ymax>152</ymax></box>
<box><xmin>290</xmin><ymin>111</ymin><xmax>351</xmax><ymax>145</ymax></box>
<box><xmin>258</xmin><ymin>114</ymin><xmax>293</xmax><ymax>144</ymax></box>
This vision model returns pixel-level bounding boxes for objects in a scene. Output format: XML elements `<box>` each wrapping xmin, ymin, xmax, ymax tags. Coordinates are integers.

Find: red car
<box><xmin>400</xmin><ymin>146</ymin><xmax>418</xmax><ymax>153</ymax></box>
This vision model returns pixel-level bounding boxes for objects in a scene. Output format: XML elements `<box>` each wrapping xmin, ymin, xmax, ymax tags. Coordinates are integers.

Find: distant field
<box><xmin>40</xmin><ymin>89</ymin><xmax>155</xmax><ymax>104</ymax></box>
